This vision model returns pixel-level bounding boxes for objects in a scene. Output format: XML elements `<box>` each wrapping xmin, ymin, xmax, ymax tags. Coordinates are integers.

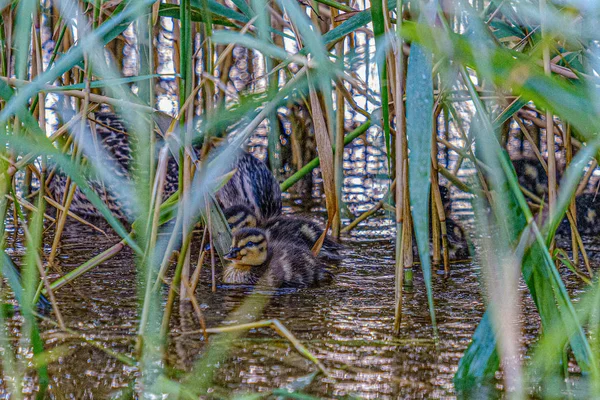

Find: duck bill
<box><xmin>224</xmin><ymin>248</ymin><xmax>241</xmax><ymax>261</ymax></box>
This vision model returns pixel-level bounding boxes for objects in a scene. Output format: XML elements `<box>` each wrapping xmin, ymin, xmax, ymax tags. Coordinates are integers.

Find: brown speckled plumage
<box><xmin>223</xmin><ymin>228</ymin><xmax>333</xmax><ymax>287</ymax></box>
<box><xmin>47</xmin><ymin>112</ymin><xmax>282</xmax><ymax>221</ymax></box>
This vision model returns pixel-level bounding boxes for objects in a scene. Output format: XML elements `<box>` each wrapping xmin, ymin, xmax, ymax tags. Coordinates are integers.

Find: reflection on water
<box><xmin>2</xmin><ymin>212</ymin><xmax>553</xmax><ymax>399</ymax></box>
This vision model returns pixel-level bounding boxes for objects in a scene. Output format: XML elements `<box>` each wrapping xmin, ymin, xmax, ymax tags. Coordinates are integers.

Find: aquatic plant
<box><xmin>0</xmin><ymin>0</ymin><xmax>599</xmax><ymax>397</ymax></box>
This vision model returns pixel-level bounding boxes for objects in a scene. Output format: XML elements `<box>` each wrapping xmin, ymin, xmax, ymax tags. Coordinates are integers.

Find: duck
<box><xmin>223</xmin><ymin>227</ymin><xmax>333</xmax><ymax>287</ymax></box>
<box><xmin>550</xmin><ymin>192</ymin><xmax>600</xmax><ymax>237</ymax></box>
<box><xmin>511</xmin><ymin>157</ymin><xmax>552</xmax><ymax>200</ymax></box>
<box><xmin>47</xmin><ymin>112</ymin><xmax>282</xmax><ymax>221</ymax></box>
<box><xmin>223</xmin><ymin>204</ymin><xmax>344</xmax><ymax>263</ymax></box>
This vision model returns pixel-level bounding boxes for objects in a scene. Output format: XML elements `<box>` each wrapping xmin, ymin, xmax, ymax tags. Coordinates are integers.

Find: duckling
<box><xmin>223</xmin><ymin>204</ymin><xmax>344</xmax><ymax>263</ymax></box>
<box><xmin>48</xmin><ymin>112</ymin><xmax>282</xmax><ymax>221</ymax></box>
<box><xmin>223</xmin><ymin>228</ymin><xmax>333</xmax><ymax>287</ymax></box>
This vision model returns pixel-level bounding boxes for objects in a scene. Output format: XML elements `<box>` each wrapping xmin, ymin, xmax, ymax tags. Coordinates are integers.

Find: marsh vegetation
<box><xmin>1</xmin><ymin>0</ymin><xmax>600</xmax><ymax>397</ymax></box>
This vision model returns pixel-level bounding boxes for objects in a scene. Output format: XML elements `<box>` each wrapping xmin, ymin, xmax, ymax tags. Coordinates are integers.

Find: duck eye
<box><xmin>246</xmin><ymin>241</ymin><xmax>255</xmax><ymax>247</ymax></box>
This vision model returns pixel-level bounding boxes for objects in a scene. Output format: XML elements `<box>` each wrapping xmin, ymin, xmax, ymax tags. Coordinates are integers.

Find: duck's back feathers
<box><xmin>48</xmin><ymin>113</ymin><xmax>282</xmax><ymax>222</ymax></box>
<box><xmin>217</xmin><ymin>152</ymin><xmax>282</xmax><ymax>221</ymax></box>
<box><xmin>261</xmin><ymin>242</ymin><xmax>333</xmax><ymax>287</ymax></box>
<box><xmin>263</xmin><ymin>215</ymin><xmax>345</xmax><ymax>262</ymax></box>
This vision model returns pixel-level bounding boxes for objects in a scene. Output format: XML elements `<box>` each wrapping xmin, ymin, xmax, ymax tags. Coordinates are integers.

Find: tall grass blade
<box><xmin>406</xmin><ymin>43</ymin><xmax>436</xmax><ymax>334</ymax></box>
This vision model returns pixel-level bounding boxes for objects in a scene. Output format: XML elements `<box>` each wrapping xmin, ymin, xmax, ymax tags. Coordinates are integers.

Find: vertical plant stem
<box><xmin>540</xmin><ymin>0</ymin><xmax>556</xmax><ymax>252</ymax></box>
<box><xmin>564</xmin><ymin>123</ymin><xmax>579</xmax><ymax>265</ymax></box>
<box><xmin>332</xmin><ymin>5</ymin><xmax>345</xmax><ymax>238</ymax></box>
<box><xmin>393</xmin><ymin>16</ymin><xmax>406</xmax><ymax>333</ymax></box>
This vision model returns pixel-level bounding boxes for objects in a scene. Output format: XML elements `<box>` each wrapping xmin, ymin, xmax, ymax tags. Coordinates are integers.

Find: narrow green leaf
<box><xmin>406</xmin><ymin>43</ymin><xmax>436</xmax><ymax>334</ymax></box>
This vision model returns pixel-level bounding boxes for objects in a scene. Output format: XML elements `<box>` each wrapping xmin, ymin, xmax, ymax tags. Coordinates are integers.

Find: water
<box><xmin>5</xmin><ymin>209</ymin><xmax>571</xmax><ymax>398</ymax></box>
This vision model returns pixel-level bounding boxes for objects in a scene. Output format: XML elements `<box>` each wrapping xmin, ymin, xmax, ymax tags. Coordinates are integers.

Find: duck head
<box><xmin>223</xmin><ymin>205</ymin><xmax>258</xmax><ymax>233</ymax></box>
<box><xmin>224</xmin><ymin>228</ymin><xmax>268</xmax><ymax>266</ymax></box>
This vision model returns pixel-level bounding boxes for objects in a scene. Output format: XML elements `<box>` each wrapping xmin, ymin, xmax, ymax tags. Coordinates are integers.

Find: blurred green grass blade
<box><xmin>192</xmin><ymin>0</ymin><xmax>247</xmax><ymax>22</ymax></box>
<box><xmin>1</xmin><ymin>252</ymin><xmax>26</xmax><ymax>305</ymax></box>
<box><xmin>14</xmin><ymin>0</ymin><xmax>35</xmax><ymax>80</ymax></box>
<box><xmin>456</xmin><ymin>107</ymin><xmax>598</xmax><ymax>387</ymax></box>
<box><xmin>5</xmin><ymin>134</ymin><xmax>141</xmax><ymax>255</ymax></box>
<box><xmin>0</xmin><ymin>81</ymin><xmax>138</xmax><ymax>252</ymax></box>
<box><xmin>53</xmin><ymin>74</ymin><xmax>171</xmax><ymax>91</ymax></box>
<box><xmin>492</xmin><ymin>96</ymin><xmax>528</xmax><ymax>129</ymax></box>
<box><xmin>203</xmin><ymin>195</ymin><xmax>232</xmax><ymax>257</ymax></box>
<box><xmin>230</xmin><ymin>0</ymin><xmax>253</xmax><ymax>18</ymax></box>
<box><xmin>322</xmin><ymin>9</ymin><xmax>372</xmax><ymax>45</ymax></box>
<box><xmin>454</xmin><ymin>312</ymin><xmax>500</xmax><ymax>389</ymax></box>
<box><xmin>21</xmin><ymin>195</ymin><xmax>49</xmax><ymax>396</ymax></box>
<box><xmin>278</xmin><ymin>0</ymin><xmax>330</xmax><ymax>68</ymax></box>
<box><xmin>159</xmin><ymin>3</ymin><xmax>235</xmax><ymax>27</ymax></box>
<box><xmin>498</xmin><ymin>137</ymin><xmax>598</xmax><ymax>377</ymax></box>
<box><xmin>528</xmin><ymin>276</ymin><xmax>600</xmax><ymax>386</ymax></box>
<box><xmin>369</xmin><ymin>0</ymin><xmax>391</xmax><ymax>170</ymax></box>
<box><xmin>212</xmin><ymin>31</ymin><xmax>297</xmax><ymax>61</ymax></box>
<box><xmin>406</xmin><ymin>43</ymin><xmax>436</xmax><ymax>334</ymax></box>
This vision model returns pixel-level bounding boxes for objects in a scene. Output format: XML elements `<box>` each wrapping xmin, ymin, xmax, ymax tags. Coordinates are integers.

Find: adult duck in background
<box><xmin>223</xmin><ymin>227</ymin><xmax>333</xmax><ymax>287</ymax></box>
<box><xmin>223</xmin><ymin>204</ymin><xmax>344</xmax><ymax>263</ymax></box>
<box><xmin>509</xmin><ymin>157</ymin><xmax>600</xmax><ymax>236</ymax></box>
<box><xmin>47</xmin><ymin>112</ymin><xmax>282</xmax><ymax>221</ymax></box>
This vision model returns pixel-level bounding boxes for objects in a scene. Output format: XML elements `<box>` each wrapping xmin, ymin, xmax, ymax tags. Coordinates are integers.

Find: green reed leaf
<box><xmin>406</xmin><ymin>43</ymin><xmax>436</xmax><ymax>335</ymax></box>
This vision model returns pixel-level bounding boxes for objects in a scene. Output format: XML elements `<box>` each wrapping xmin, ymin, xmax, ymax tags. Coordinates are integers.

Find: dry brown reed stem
<box><xmin>191</xmin><ymin>226</ymin><xmax>208</xmax><ymax>293</ymax></box>
<box><xmin>43</xmin><ymin>196</ymin><xmax>107</xmax><ymax>235</ymax></box>
<box><xmin>341</xmin><ymin>180</ymin><xmax>396</xmax><ymax>234</ymax></box>
<box><xmin>205</xmin><ymin>197</ymin><xmax>217</xmax><ymax>293</ymax></box>
<box><xmin>430</xmin><ymin>103</ymin><xmax>445</xmax><ymax>270</ymax></box>
<box><xmin>513</xmin><ymin>117</ymin><xmax>548</xmax><ymax>170</ymax></box>
<box><xmin>5</xmin><ymin>194</ymin><xmax>57</xmax><ymax>224</ymax></box>
<box><xmin>431</xmin><ymin>156</ymin><xmax>450</xmax><ymax>274</ymax></box>
<box><xmin>335</xmin><ymin>80</ymin><xmax>371</xmax><ymax>119</ymax></box>
<box><xmin>47</xmin><ymin>168</ymin><xmax>77</xmax><ymax>266</ymax></box>
<box><xmin>393</xmin><ymin>33</ymin><xmax>408</xmax><ymax>333</ymax></box>
<box><xmin>514</xmin><ymin>113</ymin><xmax>590</xmax><ymax>266</ymax></box>
<box><xmin>518</xmin><ymin>109</ymin><xmax>583</xmax><ymax>149</ymax></box>
<box><xmin>332</xmin><ymin>5</ymin><xmax>344</xmax><ymax>238</ymax></box>
<box><xmin>48</xmin><ymin>70</ymin><xmax>94</xmax><ymax>267</ymax></box>
<box><xmin>564</xmin><ymin>211</ymin><xmax>592</xmax><ymax>277</ymax></box>
<box><xmin>0</xmin><ymin>77</ymin><xmax>156</xmax><ymax>113</ymax></box>
<box><xmin>308</xmin><ymin>78</ymin><xmax>338</xmax><ymax>256</ymax></box>
<box><xmin>522</xmin><ymin>189</ymin><xmax>592</xmax><ymax>278</ymax></box>
<box><xmin>161</xmin><ymin>229</ymin><xmax>193</xmax><ymax>340</ymax></box>
<box><xmin>576</xmin><ymin>159</ymin><xmax>597</xmax><ymax>196</ymax></box>
<box><xmin>180</xmin><ymin>121</ymin><xmax>194</xmax><ymax>302</ymax></box>
<box><xmin>180</xmin><ymin>281</ymin><xmax>207</xmax><ymax>339</ymax></box>
<box><xmin>183</xmin><ymin>319</ymin><xmax>330</xmax><ymax>376</ymax></box>
<box><xmin>564</xmin><ymin>123</ymin><xmax>579</xmax><ymax>264</ymax></box>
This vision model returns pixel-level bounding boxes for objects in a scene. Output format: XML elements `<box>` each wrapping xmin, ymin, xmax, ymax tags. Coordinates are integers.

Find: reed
<box><xmin>1</xmin><ymin>0</ymin><xmax>600</xmax><ymax>397</ymax></box>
